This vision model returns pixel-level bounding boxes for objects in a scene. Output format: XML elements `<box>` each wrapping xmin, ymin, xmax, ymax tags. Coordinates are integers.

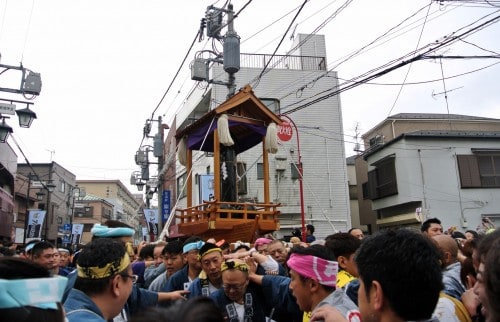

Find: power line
<box><xmin>252</xmin><ymin>0</ymin><xmax>355</xmax><ymax>89</ymax></box>
<box><xmin>149</xmin><ymin>31</ymin><xmax>201</xmax><ymax>119</ymax></box>
<box><xmin>136</xmin><ymin>30</ymin><xmax>201</xmax><ymax>155</ymax></box>
<box><xmin>338</xmin><ymin>60</ymin><xmax>500</xmax><ymax>86</ymax></box>
<box><xmin>386</xmin><ymin>2</ymin><xmax>433</xmax><ymax>117</ymax></box>
<box><xmin>254</xmin><ymin>0</ymin><xmax>309</xmax><ymax>86</ymax></box>
<box><xmin>268</xmin><ymin>2</ymin><xmax>449</xmax><ymax>104</ymax></box>
<box><xmin>280</xmin><ymin>11</ymin><xmax>500</xmax><ymax>115</ymax></box>
<box><xmin>459</xmin><ymin>38</ymin><xmax>500</xmax><ymax>55</ymax></box>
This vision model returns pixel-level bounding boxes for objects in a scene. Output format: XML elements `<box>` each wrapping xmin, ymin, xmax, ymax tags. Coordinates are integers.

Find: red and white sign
<box><xmin>277</xmin><ymin>121</ymin><xmax>293</xmax><ymax>141</ymax></box>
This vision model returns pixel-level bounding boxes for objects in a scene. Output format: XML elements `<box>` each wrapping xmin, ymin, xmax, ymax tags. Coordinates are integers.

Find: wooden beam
<box><xmin>226</xmin><ymin>114</ymin><xmax>264</xmax><ymax>126</ymax></box>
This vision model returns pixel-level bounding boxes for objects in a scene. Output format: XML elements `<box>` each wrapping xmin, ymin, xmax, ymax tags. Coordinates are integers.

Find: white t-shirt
<box><xmin>233</xmin><ymin>302</ymin><xmax>245</xmax><ymax>322</ymax></box>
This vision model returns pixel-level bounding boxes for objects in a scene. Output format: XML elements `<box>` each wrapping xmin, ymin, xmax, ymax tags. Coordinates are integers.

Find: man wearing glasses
<box><xmin>62</xmin><ymin>222</ymin><xmax>187</xmax><ymax>321</ymax></box>
<box><xmin>210</xmin><ymin>260</ymin><xmax>269</xmax><ymax>322</ymax></box>
<box><xmin>64</xmin><ymin>238</ymin><xmax>136</xmax><ymax>322</ymax></box>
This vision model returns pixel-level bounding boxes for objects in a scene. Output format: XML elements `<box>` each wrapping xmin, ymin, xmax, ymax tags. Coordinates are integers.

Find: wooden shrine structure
<box><xmin>168</xmin><ymin>85</ymin><xmax>283</xmax><ymax>243</ymax></box>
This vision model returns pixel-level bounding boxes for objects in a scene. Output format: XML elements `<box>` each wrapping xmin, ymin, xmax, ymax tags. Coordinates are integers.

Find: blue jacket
<box><xmin>165</xmin><ymin>265</ymin><xmax>190</xmax><ymax>292</ymax></box>
<box><xmin>260</xmin><ymin>275</ymin><xmax>303</xmax><ymax>322</ymax></box>
<box><xmin>131</xmin><ymin>261</ymin><xmax>147</xmax><ymax>288</ymax></box>
<box><xmin>210</xmin><ymin>283</ymin><xmax>268</xmax><ymax>322</ymax></box>
<box><xmin>63</xmin><ymin>269</ymin><xmax>159</xmax><ymax>318</ymax></box>
<box><xmin>144</xmin><ymin>262</ymin><xmax>166</xmax><ymax>289</ymax></box>
<box><xmin>187</xmin><ymin>276</ymin><xmax>215</xmax><ymax>299</ymax></box>
<box><xmin>64</xmin><ymin>289</ymin><xmax>107</xmax><ymax>322</ymax></box>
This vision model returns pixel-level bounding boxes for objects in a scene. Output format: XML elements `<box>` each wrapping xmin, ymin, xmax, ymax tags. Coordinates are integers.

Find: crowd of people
<box><xmin>0</xmin><ymin>218</ymin><xmax>499</xmax><ymax>322</ymax></box>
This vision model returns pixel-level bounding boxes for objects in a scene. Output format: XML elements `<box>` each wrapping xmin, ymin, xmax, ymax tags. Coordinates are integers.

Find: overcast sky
<box><xmin>1</xmin><ymin>0</ymin><xmax>499</xmax><ymax>194</ymax></box>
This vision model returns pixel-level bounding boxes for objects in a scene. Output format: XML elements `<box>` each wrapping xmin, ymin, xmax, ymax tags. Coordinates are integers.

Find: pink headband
<box><xmin>287</xmin><ymin>254</ymin><xmax>338</xmax><ymax>287</ymax></box>
<box><xmin>254</xmin><ymin>238</ymin><xmax>272</xmax><ymax>247</ymax></box>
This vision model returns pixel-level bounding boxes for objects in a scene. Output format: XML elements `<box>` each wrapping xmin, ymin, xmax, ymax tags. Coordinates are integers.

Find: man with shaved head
<box><xmin>433</xmin><ymin>234</ymin><xmax>466</xmax><ymax>300</ymax></box>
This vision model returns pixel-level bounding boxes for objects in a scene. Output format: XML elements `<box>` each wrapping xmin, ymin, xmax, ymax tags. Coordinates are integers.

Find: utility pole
<box><xmin>157</xmin><ymin>115</ymin><xmax>165</xmax><ymax>235</ymax></box>
<box><xmin>224</xmin><ymin>4</ymin><xmax>239</xmax><ymax>98</ymax></box>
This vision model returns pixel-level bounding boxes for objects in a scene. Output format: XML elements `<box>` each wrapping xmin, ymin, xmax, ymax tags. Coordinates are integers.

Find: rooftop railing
<box><xmin>240</xmin><ymin>53</ymin><xmax>327</xmax><ymax>71</ymax></box>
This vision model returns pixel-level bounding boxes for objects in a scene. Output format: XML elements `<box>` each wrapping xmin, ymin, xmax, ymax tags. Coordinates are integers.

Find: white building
<box><xmin>362</xmin><ymin>130</ymin><xmax>500</xmax><ymax>232</ymax></box>
<box><xmin>173</xmin><ymin>34</ymin><xmax>350</xmax><ymax>239</ymax></box>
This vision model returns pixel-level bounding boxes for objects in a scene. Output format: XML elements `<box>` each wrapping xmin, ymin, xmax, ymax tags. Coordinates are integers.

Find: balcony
<box><xmin>240</xmin><ymin>53</ymin><xmax>326</xmax><ymax>71</ymax></box>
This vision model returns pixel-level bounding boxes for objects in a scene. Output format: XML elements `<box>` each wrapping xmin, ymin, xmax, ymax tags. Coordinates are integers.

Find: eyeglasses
<box><xmin>121</xmin><ymin>274</ymin><xmax>139</xmax><ymax>284</ymax></box>
<box><xmin>222</xmin><ymin>282</ymin><xmax>246</xmax><ymax>292</ymax></box>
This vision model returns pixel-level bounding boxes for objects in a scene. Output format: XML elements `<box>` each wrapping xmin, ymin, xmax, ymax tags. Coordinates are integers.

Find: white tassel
<box><xmin>178</xmin><ymin>137</ymin><xmax>187</xmax><ymax>166</ymax></box>
<box><xmin>265</xmin><ymin>122</ymin><xmax>278</xmax><ymax>154</ymax></box>
<box><xmin>218</xmin><ymin>114</ymin><xmax>234</xmax><ymax>146</ymax></box>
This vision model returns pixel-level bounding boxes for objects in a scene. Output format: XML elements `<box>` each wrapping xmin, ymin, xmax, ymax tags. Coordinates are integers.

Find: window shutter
<box><xmin>457</xmin><ymin>155</ymin><xmax>481</xmax><ymax>188</ymax></box>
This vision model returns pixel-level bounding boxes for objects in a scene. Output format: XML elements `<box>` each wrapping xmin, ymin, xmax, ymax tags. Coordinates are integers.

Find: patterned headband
<box><xmin>287</xmin><ymin>253</ymin><xmax>338</xmax><ymax>287</ymax></box>
<box><xmin>221</xmin><ymin>260</ymin><xmax>249</xmax><ymax>272</ymax></box>
<box><xmin>77</xmin><ymin>253</ymin><xmax>130</xmax><ymax>279</ymax></box>
<box><xmin>197</xmin><ymin>247</ymin><xmax>222</xmax><ymax>261</ymax></box>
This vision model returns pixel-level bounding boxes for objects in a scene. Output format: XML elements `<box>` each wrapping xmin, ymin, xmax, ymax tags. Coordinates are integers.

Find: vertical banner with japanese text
<box><xmin>71</xmin><ymin>224</ymin><xmax>84</xmax><ymax>245</ymax></box>
<box><xmin>26</xmin><ymin>210</ymin><xmax>46</xmax><ymax>242</ymax></box>
<box><xmin>161</xmin><ymin>190</ymin><xmax>171</xmax><ymax>224</ymax></box>
<box><xmin>142</xmin><ymin>226</ymin><xmax>149</xmax><ymax>241</ymax></box>
<box><xmin>144</xmin><ymin>209</ymin><xmax>158</xmax><ymax>236</ymax></box>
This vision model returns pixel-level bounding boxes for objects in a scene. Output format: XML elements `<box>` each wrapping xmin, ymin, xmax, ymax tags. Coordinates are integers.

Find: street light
<box><xmin>0</xmin><ymin>117</ymin><xmax>13</xmax><ymax>142</ymax></box>
<box><xmin>0</xmin><ymin>99</ymin><xmax>38</xmax><ymax>142</ymax></box>
<box><xmin>15</xmin><ymin>105</ymin><xmax>37</xmax><ymax>128</ymax></box>
<box><xmin>136</xmin><ymin>181</ymin><xmax>145</xmax><ymax>191</ymax></box>
<box><xmin>36</xmin><ymin>191</ymin><xmax>45</xmax><ymax>201</ymax></box>
<box><xmin>45</xmin><ymin>180</ymin><xmax>56</xmax><ymax>193</ymax></box>
<box><xmin>131</xmin><ymin>171</ymin><xmax>146</xmax><ymax>191</ymax></box>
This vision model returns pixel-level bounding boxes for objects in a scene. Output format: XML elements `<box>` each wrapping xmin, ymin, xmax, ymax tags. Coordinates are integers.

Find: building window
<box><xmin>291</xmin><ymin>163</ymin><xmax>302</xmax><ymax>180</ymax></box>
<box><xmin>237</xmin><ymin>162</ymin><xmax>247</xmax><ymax>195</ymax></box>
<box><xmin>75</xmin><ymin>206</ymin><xmax>93</xmax><ymax>218</ymax></box>
<box><xmin>102</xmin><ymin>207</ymin><xmax>112</xmax><ymax>219</ymax></box>
<box><xmin>457</xmin><ymin>153</ymin><xmax>500</xmax><ymax>188</ymax></box>
<box><xmin>257</xmin><ymin>163</ymin><xmax>264</xmax><ymax>180</ymax></box>
<box><xmin>260</xmin><ymin>98</ymin><xmax>280</xmax><ymax>114</ymax></box>
<box><xmin>363</xmin><ymin>155</ymin><xmax>398</xmax><ymax>200</ymax></box>
<box><xmin>59</xmin><ymin>180</ymin><xmax>66</xmax><ymax>193</ymax></box>
<box><xmin>177</xmin><ymin>172</ymin><xmax>187</xmax><ymax>199</ymax></box>
<box><xmin>478</xmin><ymin>155</ymin><xmax>500</xmax><ymax>187</ymax></box>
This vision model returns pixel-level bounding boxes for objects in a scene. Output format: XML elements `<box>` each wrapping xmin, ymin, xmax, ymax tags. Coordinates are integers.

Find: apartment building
<box><xmin>168</xmin><ymin>34</ymin><xmax>350</xmax><ymax>239</ymax></box>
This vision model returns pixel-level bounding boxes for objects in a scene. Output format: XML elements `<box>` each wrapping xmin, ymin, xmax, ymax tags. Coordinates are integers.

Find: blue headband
<box><xmin>0</xmin><ymin>276</ymin><xmax>67</xmax><ymax>309</ymax></box>
<box><xmin>25</xmin><ymin>242</ymin><xmax>37</xmax><ymax>253</ymax></box>
<box><xmin>183</xmin><ymin>241</ymin><xmax>205</xmax><ymax>253</ymax></box>
<box><xmin>91</xmin><ymin>224</ymin><xmax>134</xmax><ymax>238</ymax></box>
